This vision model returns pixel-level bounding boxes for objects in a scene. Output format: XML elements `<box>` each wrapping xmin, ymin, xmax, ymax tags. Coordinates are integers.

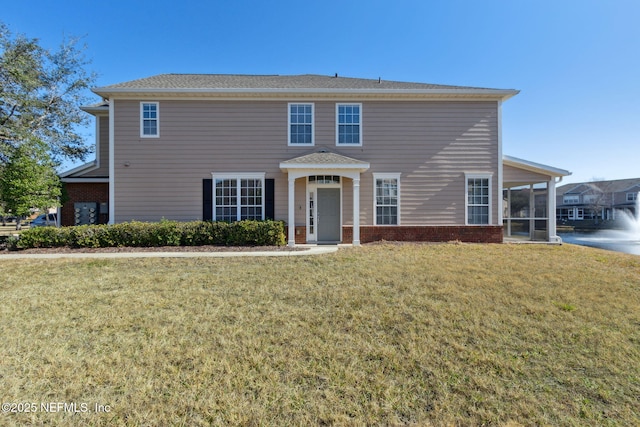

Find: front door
<box><xmin>317</xmin><ymin>188</ymin><xmax>341</xmax><ymax>242</ymax></box>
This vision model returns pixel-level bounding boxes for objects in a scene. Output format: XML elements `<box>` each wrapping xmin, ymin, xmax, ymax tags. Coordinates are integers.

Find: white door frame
<box><xmin>306</xmin><ymin>177</ymin><xmax>342</xmax><ymax>243</ymax></box>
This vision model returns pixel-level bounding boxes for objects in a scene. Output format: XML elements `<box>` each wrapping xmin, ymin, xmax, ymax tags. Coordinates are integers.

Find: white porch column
<box><xmin>352</xmin><ymin>177</ymin><xmax>361</xmax><ymax>246</ymax></box>
<box><xmin>547</xmin><ymin>178</ymin><xmax>560</xmax><ymax>242</ymax></box>
<box><xmin>506</xmin><ymin>187</ymin><xmax>512</xmax><ymax>237</ymax></box>
<box><xmin>287</xmin><ymin>177</ymin><xmax>296</xmax><ymax>246</ymax></box>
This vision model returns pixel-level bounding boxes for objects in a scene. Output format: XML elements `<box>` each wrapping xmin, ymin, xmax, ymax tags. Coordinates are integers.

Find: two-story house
<box><xmin>60</xmin><ymin>74</ymin><xmax>570</xmax><ymax>245</ymax></box>
<box><xmin>556</xmin><ymin>178</ymin><xmax>640</xmax><ymax>224</ymax></box>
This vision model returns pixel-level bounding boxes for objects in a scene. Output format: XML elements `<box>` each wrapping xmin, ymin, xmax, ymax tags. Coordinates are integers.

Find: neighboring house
<box><xmin>556</xmin><ymin>178</ymin><xmax>640</xmax><ymax>224</ymax></box>
<box><xmin>60</xmin><ymin>74</ymin><xmax>570</xmax><ymax>245</ymax></box>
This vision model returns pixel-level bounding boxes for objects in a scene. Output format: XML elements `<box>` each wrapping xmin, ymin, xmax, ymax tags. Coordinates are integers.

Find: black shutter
<box><xmin>203</xmin><ymin>179</ymin><xmax>213</xmax><ymax>221</ymax></box>
<box><xmin>265</xmin><ymin>179</ymin><xmax>275</xmax><ymax>220</ymax></box>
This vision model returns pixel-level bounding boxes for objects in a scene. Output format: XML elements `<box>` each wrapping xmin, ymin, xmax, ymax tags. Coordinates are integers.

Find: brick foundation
<box><xmin>284</xmin><ymin>226</ymin><xmax>308</xmax><ymax>244</ymax></box>
<box><xmin>344</xmin><ymin>225</ymin><xmax>503</xmax><ymax>244</ymax></box>
<box><xmin>287</xmin><ymin>225</ymin><xmax>503</xmax><ymax>244</ymax></box>
<box><xmin>61</xmin><ymin>183</ymin><xmax>109</xmax><ymax>226</ymax></box>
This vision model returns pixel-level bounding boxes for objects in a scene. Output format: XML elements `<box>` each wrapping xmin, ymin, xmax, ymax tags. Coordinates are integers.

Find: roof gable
<box><xmin>280</xmin><ymin>150</ymin><xmax>370</xmax><ymax>170</ymax></box>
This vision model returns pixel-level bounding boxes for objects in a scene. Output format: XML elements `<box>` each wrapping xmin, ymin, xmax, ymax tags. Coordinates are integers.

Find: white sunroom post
<box><xmin>287</xmin><ymin>177</ymin><xmax>296</xmax><ymax>246</ymax></box>
<box><xmin>352</xmin><ymin>177</ymin><xmax>361</xmax><ymax>246</ymax></box>
<box><xmin>529</xmin><ymin>184</ymin><xmax>535</xmax><ymax>240</ymax></box>
<box><xmin>507</xmin><ymin>187</ymin><xmax>512</xmax><ymax>237</ymax></box>
<box><xmin>547</xmin><ymin>178</ymin><xmax>558</xmax><ymax>242</ymax></box>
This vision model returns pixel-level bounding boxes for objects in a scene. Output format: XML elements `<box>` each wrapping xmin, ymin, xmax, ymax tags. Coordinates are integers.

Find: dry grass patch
<box><xmin>0</xmin><ymin>243</ymin><xmax>639</xmax><ymax>425</ymax></box>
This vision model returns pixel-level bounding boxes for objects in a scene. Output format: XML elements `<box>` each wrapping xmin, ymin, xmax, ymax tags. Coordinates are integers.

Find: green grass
<box><xmin>0</xmin><ymin>243</ymin><xmax>639</xmax><ymax>425</ymax></box>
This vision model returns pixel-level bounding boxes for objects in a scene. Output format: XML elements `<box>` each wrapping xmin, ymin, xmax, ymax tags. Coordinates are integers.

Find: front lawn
<box><xmin>0</xmin><ymin>243</ymin><xmax>638</xmax><ymax>425</ymax></box>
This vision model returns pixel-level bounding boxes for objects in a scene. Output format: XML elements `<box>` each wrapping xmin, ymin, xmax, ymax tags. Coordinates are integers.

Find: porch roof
<box><xmin>280</xmin><ymin>150</ymin><xmax>370</xmax><ymax>172</ymax></box>
<box><xmin>503</xmin><ymin>155</ymin><xmax>571</xmax><ymax>188</ymax></box>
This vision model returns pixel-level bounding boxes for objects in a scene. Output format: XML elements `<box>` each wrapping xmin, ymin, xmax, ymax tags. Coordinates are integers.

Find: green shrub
<box><xmin>229</xmin><ymin>220</ymin><xmax>286</xmax><ymax>246</ymax></box>
<box><xmin>180</xmin><ymin>221</ymin><xmax>218</xmax><ymax>246</ymax></box>
<box><xmin>14</xmin><ymin>220</ymin><xmax>286</xmax><ymax>249</ymax></box>
<box><xmin>6</xmin><ymin>235</ymin><xmax>20</xmax><ymax>250</ymax></box>
<box><xmin>16</xmin><ymin>226</ymin><xmax>71</xmax><ymax>248</ymax></box>
<box><xmin>69</xmin><ymin>225</ymin><xmax>111</xmax><ymax>248</ymax></box>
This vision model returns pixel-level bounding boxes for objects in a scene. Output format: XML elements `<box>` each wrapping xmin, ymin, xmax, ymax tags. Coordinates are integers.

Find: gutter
<box><xmin>93</xmin><ymin>87</ymin><xmax>520</xmax><ymax>101</ymax></box>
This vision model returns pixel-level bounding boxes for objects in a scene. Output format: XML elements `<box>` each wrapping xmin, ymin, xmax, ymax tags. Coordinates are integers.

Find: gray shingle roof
<box><xmin>557</xmin><ymin>178</ymin><xmax>640</xmax><ymax>195</ymax></box>
<box><xmin>95</xmin><ymin>73</ymin><xmax>513</xmax><ymax>92</ymax></box>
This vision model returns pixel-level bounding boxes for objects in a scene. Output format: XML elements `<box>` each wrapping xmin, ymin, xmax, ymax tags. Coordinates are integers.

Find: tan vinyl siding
<box><xmin>359</xmin><ymin>101</ymin><xmax>499</xmax><ymax>225</ymax></box>
<box><xmin>112</xmin><ymin>99</ymin><xmax>499</xmax><ymax>225</ymax></box>
<box><xmin>81</xmin><ymin>115</ymin><xmax>110</xmax><ymax>177</ymax></box>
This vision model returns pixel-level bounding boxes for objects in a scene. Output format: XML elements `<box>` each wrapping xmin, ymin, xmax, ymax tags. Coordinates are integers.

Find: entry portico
<box><xmin>280</xmin><ymin>151</ymin><xmax>370</xmax><ymax>246</ymax></box>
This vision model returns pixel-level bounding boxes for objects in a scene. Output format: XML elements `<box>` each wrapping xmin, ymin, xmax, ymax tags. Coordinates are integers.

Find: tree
<box><xmin>0</xmin><ymin>139</ymin><xmax>62</xmax><ymax>229</ymax></box>
<box><xmin>0</xmin><ymin>21</ymin><xmax>96</xmax><ymax>164</ymax></box>
<box><xmin>584</xmin><ymin>181</ymin><xmax>614</xmax><ymax>225</ymax></box>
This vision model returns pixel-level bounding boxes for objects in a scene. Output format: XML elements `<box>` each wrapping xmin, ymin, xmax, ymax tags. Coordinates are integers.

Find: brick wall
<box><xmin>284</xmin><ymin>226</ymin><xmax>308</xmax><ymax>244</ymax></box>
<box><xmin>343</xmin><ymin>225</ymin><xmax>503</xmax><ymax>244</ymax></box>
<box><xmin>286</xmin><ymin>225</ymin><xmax>503</xmax><ymax>244</ymax></box>
<box><xmin>61</xmin><ymin>183</ymin><xmax>109</xmax><ymax>226</ymax></box>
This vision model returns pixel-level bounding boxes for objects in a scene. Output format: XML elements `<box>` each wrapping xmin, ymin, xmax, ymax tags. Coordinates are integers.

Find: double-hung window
<box><xmin>336</xmin><ymin>103</ymin><xmax>362</xmax><ymax>146</ymax></box>
<box><xmin>213</xmin><ymin>174</ymin><xmax>265</xmax><ymax>221</ymax></box>
<box><xmin>563</xmin><ymin>194</ymin><xmax>580</xmax><ymax>204</ymax></box>
<box><xmin>288</xmin><ymin>103</ymin><xmax>314</xmax><ymax>145</ymax></box>
<box><xmin>374</xmin><ymin>173</ymin><xmax>400</xmax><ymax>225</ymax></box>
<box><xmin>140</xmin><ymin>102</ymin><xmax>159</xmax><ymax>137</ymax></box>
<box><xmin>466</xmin><ymin>174</ymin><xmax>492</xmax><ymax>225</ymax></box>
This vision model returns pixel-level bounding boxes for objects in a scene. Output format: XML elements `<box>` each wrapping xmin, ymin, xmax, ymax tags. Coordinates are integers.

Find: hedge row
<box><xmin>10</xmin><ymin>220</ymin><xmax>286</xmax><ymax>249</ymax></box>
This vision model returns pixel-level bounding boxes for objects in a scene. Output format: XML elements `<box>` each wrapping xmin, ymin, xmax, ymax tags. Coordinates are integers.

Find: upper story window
<box><xmin>336</xmin><ymin>103</ymin><xmax>362</xmax><ymax>146</ymax></box>
<box><xmin>140</xmin><ymin>102</ymin><xmax>159</xmax><ymax>137</ymax></box>
<box><xmin>288</xmin><ymin>103</ymin><xmax>314</xmax><ymax>145</ymax></box>
<box><xmin>627</xmin><ymin>192</ymin><xmax>638</xmax><ymax>202</ymax></box>
<box><xmin>563</xmin><ymin>194</ymin><xmax>580</xmax><ymax>204</ymax></box>
<box><xmin>466</xmin><ymin>174</ymin><xmax>492</xmax><ymax>225</ymax></box>
<box><xmin>583</xmin><ymin>194</ymin><xmax>599</xmax><ymax>204</ymax></box>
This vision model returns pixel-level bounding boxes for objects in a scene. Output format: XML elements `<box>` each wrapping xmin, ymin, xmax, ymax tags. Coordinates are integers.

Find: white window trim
<box><xmin>627</xmin><ymin>192</ymin><xmax>638</xmax><ymax>202</ymax></box>
<box><xmin>336</xmin><ymin>103</ymin><xmax>363</xmax><ymax>146</ymax></box>
<box><xmin>288</xmin><ymin>103</ymin><xmax>314</xmax><ymax>146</ymax></box>
<box><xmin>465</xmin><ymin>173</ymin><xmax>493</xmax><ymax>226</ymax></box>
<box><xmin>306</xmin><ymin>177</ymin><xmax>343</xmax><ymax>242</ymax></box>
<box><xmin>211</xmin><ymin>173</ymin><xmax>266</xmax><ymax>221</ymax></box>
<box><xmin>140</xmin><ymin>102</ymin><xmax>159</xmax><ymax>138</ymax></box>
<box><xmin>563</xmin><ymin>195</ymin><xmax>580</xmax><ymax>204</ymax></box>
<box><xmin>373</xmin><ymin>173</ymin><xmax>401</xmax><ymax>225</ymax></box>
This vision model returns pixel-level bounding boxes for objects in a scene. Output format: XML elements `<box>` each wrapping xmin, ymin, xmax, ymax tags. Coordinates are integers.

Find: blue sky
<box><xmin>4</xmin><ymin>0</ymin><xmax>639</xmax><ymax>184</ymax></box>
